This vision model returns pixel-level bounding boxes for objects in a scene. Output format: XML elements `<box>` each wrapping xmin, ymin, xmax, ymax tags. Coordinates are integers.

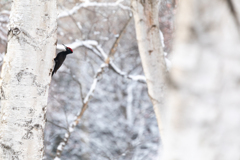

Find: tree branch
<box><xmin>58</xmin><ymin>1</ymin><xmax>131</xmax><ymax>19</ymax></box>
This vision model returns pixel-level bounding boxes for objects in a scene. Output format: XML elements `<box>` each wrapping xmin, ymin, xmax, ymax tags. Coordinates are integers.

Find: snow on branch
<box><xmin>57</xmin><ymin>40</ymin><xmax>146</xmax><ymax>82</ymax></box>
<box><xmin>57</xmin><ymin>23</ymin><xmax>146</xmax><ymax>83</ymax></box>
<box><xmin>89</xmin><ymin>18</ymin><xmax>146</xmax><ymax>83</ymax></box>
<box><xmin>109</xmin><ymin>62</ymin><xmax>146</xmax><ymax>82</ymax></box>
<box><xmin>57</xmin><ymin>40</ymin><xmax>102</xmax><ymax>59</ymax></box>
<box><xmin>58</xmin><ymin>1</ymin><xmax>131</xmax><ymax>19</ymax></box>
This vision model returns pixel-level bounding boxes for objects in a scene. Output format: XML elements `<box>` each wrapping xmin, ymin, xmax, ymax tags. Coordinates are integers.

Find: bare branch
<box><xmin>106</xmin><ymin>16</ymin><xmax>132</xmax><ymax>63</ymax></box>
<box><xmin>58</xmin><ymin>1</ymin><xmax>131</xmax><ymax>19</ymax></box>
<box><xmin>56</xmin><ymin>40</ymin><xmax>146</xmax><ymax>83</ymax></box>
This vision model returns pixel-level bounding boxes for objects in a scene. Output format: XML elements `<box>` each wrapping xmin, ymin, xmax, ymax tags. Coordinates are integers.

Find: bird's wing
<box><xmin>53</xmin><ymin>61</ymin><xmax>63</xmax><ymax>73</ymax></box>
<box><xmin>52</xmin><ymin>54</ymin><xmax>66</xmax><ymax>76</ymax></box>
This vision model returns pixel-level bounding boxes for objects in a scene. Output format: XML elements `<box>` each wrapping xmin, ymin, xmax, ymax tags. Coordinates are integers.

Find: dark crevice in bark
<box><xmin>227</xmin><ymin>0</ymin><xmax>240</xmax><ymax>36</ymax></box>
<box><xmin>0</xmin><ymin>143</ymin><xmax>20</xmax><ymax>160</ymax></box>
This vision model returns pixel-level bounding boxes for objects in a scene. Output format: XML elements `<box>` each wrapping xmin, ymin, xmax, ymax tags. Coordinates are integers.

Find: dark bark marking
<box><xmin>22</xmin><ymin>120</ymin><xmax>34</xmax><ymax>139</ymax></box>
<box><xmin>16</xmin><ymin>70</ymin><xmax>35</xmax><ymax>83</ymax></box>
<box><xmin>11</xmin><ymin>27</ymin><xmax>42</xmax><ymax>51</ymax></box>
<box><xmin>33</xmin><ymin>77</ymin><xmax>48</xmax><ymax>96</ymax></box>
<box><xmin>12</xmin><ymin>27</ymin><xmax>21</xmax><ymax>36</ymax></box>
<box><xmin>1</xmin><ymin>86</ymin><xmax>5</xmax><ymax>100</ymax></box>
<box><xmin>227</xmin><ymin>0</ymin><xmax>240</xmax><ymax>35</ymax></box>
<box><xmin>138</xmin><ymin>19</ymin><xmax>144</xmax><ymax>24</ymax></box>
<box><xmin>22</xmin><ymin>130</ymin><xmax>33</xmax><ymax>139</ymax></box>
<box><xmin>7</xmin><ymin>27</ymin><xmax>21</xmax><ymax>42</ymax></box>
<box><xmin>148</xmin><ymin>24</ymin><xmax>157</xmax><ymax>33</ymax></box>
<box><xmin>54</xmin><ymin>39</ymin><xmax>57</xmax><ymax>46</ymax></box>
<box><xmin>148</xmin><ymin>92</ymin><xmax>162</xmax><ymax>105</ymax></box>
<box><xmin>34</xmin><ymin>124</ymin><xmax>42</xmax><ymax>130</ymax></box>
<box><xmin>49</xmin><ymin>69</ymin><xmax>52</xmax><ymax>76</ymax></box>
<box><xmin>149</xmin><ymin>50</ymin><xmax>153</xmax><ymax>55</ymax></box>
<box><xmin>140</xmin><ymin>0</ymin><xmax>146</xmax><ymax>6</ymax></box>
<box><xmin>0</xmin><ymin>143</ymin><xmax>21</xmax><ymax>160</ymax></box>
<box><xmin>16</xmin><ymin>71</ymin><xmax>23</xmax><ymax>82</ymax></box>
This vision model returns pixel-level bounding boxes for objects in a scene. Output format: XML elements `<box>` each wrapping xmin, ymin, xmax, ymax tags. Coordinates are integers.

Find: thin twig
<box><xmin>47</xmin><ymin>120</ymin><xmax>68</xmax><ymax>131</ymax></box>
<box><xmin>54</xmin><ymin>17</ymin><xmax>134</xmax><ymax>160</ymax></box>
<box><xmin>106</xmin><ymin>16</ymin><xmax>132</xmax><ymax>63</ymax></box>
<box><xmin>54</xmin><ymin>63</ymin><xmax>108</xmax><ymax>159</ymax></box>
<box><xmin>59</xmin><ymin>4</ymin><xmax>83</xmax><ymax>37</ymax></box>
<box><xmin>64</xmin><ymin>64</ymin><xmax>85</xmax><ymax>104</ymax></box>
<box><xmin>58</xmin><ymin>1</ymin><xmax>131</xmax><ymax>19</ymax></box>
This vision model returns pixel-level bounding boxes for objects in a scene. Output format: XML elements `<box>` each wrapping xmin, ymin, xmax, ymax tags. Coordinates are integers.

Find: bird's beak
<box><xmin>62</xmin><ymin>44</ymin><xmax>67</xmax><ymax>50</ymax></box>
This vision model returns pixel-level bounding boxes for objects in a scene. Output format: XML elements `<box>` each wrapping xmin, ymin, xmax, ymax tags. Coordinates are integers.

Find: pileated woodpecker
<box><xmin>52</xmin><ymin>44</ymin><xmax>73</xmax><ymax>76</ymax></box>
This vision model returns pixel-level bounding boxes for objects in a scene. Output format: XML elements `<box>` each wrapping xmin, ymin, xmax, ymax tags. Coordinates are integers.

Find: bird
<box><xmin>52</xmin><ymin>44</ymin><xmax>73</xmax><ymax>76</ymax></box>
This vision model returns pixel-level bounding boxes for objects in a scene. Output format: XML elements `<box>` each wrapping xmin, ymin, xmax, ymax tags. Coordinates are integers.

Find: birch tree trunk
<box><xmin>164</xmin><ymin>0</ymin><xmax>240</xmax><ymax>160</ymax></box>
<box><xmin>131</xmin><ymin>0</ymin><xmax>166</xmax><ymax>139</ymax></box>
<box><xmin>0</xmin><ymin>0</ymin><xmax>57</xmax><ymax>159</ymax></box>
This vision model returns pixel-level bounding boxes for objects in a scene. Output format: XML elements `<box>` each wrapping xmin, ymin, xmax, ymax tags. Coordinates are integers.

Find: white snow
<box><xmin>165</xmin><ymin>57</ymin><xmax>172</xmax><ymax>71</ymax></box>
<box><xmin>96</xmin><ymin>45</ymin><xmax>108</xmax><ymax>59</ymax></box>
<box><xmin>58</xmin><ymin>1</ymin><xmax>131</xmax><ymax>19</ymax></box>
<box><xmin>109</xmin><ymin>61</ymin><xmax>126</xmax><ymax>76</ymax></box>
<box><xmin>128</xmin><ymin>75</ymin><xmax>146</xmax><ymax>81</ymax></box>
<box><xmin>159</xmin><ymin>30</ymin><xmax>171</xmax><ymax>71</ymax></box>
<box><xmin>83</xmin><ymin>78</ymin><xmax>98</xmax><ymax>103</ymax></box>
<box><xmin>94</xmin><ymin>31</ymin><xmax>100</xmax><ymax>35</ymax></box>
<box><xmin>159</xmin><ymin>30</ymin><xmax>165</xmax><ymax>48</ymax></box>
<box><xmin>110</xmin><ymin>61</ymin><xmax>146</xmax><ymax>82</ymax></box>
<box><xmin>57</xmin><ymin>142</ymin><xmax>65</xmax><ymax>151</ymax></box>
<box><xmin>77</xmin><ymin>22</ymin><xmax>82</xmax><ymax>30</ymax></box>
<box><xmin>64</xmin><ymin>133</ymin><xmax>69</xmax><ymax>138</ymax></box>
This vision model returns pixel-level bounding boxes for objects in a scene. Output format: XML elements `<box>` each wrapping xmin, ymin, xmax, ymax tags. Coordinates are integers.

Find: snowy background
<box><xmin>0</xmin><ymin>0</ymin><xmax>175</xmax><ymax>159</ymax></box>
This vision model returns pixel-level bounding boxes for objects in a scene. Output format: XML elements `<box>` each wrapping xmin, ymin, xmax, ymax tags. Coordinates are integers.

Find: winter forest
<box><xmin>0</xmin><ymin>0</ymin><xmax>240</xmax><ymax>160</ymax></box>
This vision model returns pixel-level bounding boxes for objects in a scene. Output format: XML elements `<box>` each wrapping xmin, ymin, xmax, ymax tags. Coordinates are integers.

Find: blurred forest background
<box><xmin>0</xmin><ymin>0</ymin><xmax>175</xmax><ymax>159</ymax></box>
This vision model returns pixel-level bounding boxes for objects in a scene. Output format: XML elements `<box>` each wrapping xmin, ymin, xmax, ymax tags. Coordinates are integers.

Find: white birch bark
<box><xmin>0</xmin><ymin>0</ymin><xmax>57</xmax><ymax>159</ymax></box>
<box><xmin>131</xmin><ymin>0</ymin><xmax>166</xmax><ymax>139</ymax></box>
<box><xmin>164</xmin><ymin>0</ymin><xmax>240</xmax><ymax>160</ymax></box>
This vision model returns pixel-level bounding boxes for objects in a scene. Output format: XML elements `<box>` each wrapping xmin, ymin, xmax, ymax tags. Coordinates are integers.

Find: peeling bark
<box><xmin>0</xmin><ymin>0</ymin><xmax>57</xmax><ymax>159</ymax></box>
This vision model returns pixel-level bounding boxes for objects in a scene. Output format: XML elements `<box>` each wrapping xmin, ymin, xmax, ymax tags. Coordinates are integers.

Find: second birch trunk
<box><xmin>132</xmin><ymin>0</ymin><xmax>166</xmax><ymax>139</ymax></box>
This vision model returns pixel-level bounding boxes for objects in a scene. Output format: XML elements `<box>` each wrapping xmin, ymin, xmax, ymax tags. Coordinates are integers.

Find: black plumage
<box><xmin>52</xmin><ymin>45</ymin><xmax>73</xmax><ymax>76</ymax></box>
